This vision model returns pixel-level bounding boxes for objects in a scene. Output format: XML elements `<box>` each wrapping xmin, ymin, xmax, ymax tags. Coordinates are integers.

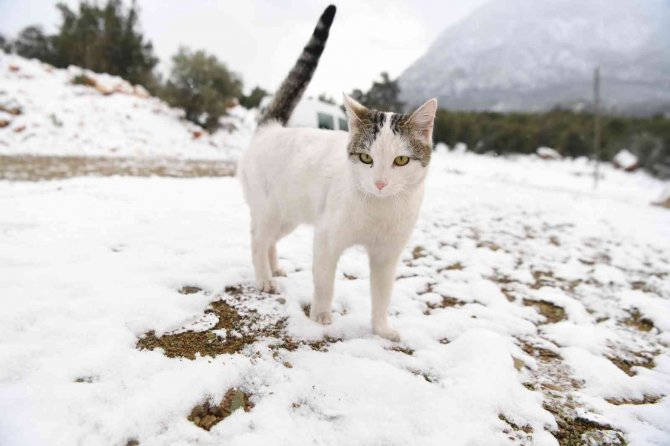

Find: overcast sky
<box><xmin>0</xmin><ymin>0</ymin><xmax>489</xmax><ymax>98</ymax></box>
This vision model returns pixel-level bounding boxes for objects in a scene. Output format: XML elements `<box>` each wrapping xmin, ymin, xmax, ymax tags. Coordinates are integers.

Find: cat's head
<box><xmin>343</xmin><ymin>94</ymin><xmax>437</xmax><ymax>198</ymax></box>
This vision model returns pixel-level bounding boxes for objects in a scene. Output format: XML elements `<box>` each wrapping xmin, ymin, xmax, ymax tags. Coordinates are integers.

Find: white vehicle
<box><xmin>259</xmin><ymin>96</ymin><xmax>348</xmax><ymax>131</ymax></box>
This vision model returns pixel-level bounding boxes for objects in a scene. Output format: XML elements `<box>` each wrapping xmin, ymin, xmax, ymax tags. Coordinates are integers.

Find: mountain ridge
<box><xmin>398</xmin><ymin>0</ymin><xmax>670</xmax><ymax>115</ymax></box>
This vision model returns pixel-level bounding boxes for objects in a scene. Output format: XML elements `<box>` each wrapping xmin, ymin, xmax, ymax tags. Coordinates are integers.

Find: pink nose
<box><xmin>375</xmin><ymin>181</ymin><xmax>387</xmax><ymax>191</ymax></box>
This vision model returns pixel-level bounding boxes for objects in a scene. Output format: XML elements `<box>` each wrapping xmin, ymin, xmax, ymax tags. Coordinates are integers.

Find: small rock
<box><xmin>537</xmin><ymin>146</ymin><xmax>561</xmax><ymax>160</ymax></box>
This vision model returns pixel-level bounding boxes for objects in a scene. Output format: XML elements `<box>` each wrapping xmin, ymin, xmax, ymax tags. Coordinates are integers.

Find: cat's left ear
<box><xmin>342</xmin><ymin>93</ymin><xmax>368</xmax><ymax>129</ymax></box>
<box><xmin>408</xmin><ymin>98</ymin><xmax>438</xmax><ymax>143</ymax></box>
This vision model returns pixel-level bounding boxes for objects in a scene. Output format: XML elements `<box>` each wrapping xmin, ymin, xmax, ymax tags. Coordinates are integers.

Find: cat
<box><xmin>238</xmin><ymin>5</ymin><xmax>437</xmax><ymax>341</ymax></box>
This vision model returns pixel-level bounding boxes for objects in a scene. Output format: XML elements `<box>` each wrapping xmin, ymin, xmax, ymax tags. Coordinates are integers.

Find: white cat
<box><xmin>238</xmin><ymin>5</ymin><xmax>437</xmax><ymax>341</ymax></box>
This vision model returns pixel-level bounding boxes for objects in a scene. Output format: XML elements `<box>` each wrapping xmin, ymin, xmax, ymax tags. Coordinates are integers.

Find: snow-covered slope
<box><xmin>399</xmin><ymin>0</ymin><xmax>670</xmax><ymax>114</ymax></box>
<box><xmin>1</xmin><ymin>151</ymin><xmax>669</xmax><ymax>445</ymax></box>
<box><xmin>0</xmin><ymin>52</ymin><xmax>255</xmax><ymax>159</ymax></box>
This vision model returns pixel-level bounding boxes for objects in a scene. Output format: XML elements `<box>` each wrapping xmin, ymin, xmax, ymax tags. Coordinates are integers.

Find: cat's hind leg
<box><xmin>268</xmin><ymin>244</ymin><xmax>285</xmax><ymax>277</ymax></box>
<box><xmin>268</xmin><ymin>222</ymin><xmax>296</xmax><ymax>277</ymax></box>
<box><xmin>250</xmin><ymin>216</ymin><xmax>278</xmax><ymax>293</ymax></box>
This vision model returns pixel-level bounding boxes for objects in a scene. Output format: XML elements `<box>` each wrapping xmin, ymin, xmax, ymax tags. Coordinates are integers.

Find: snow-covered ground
<box><xmin>1</xmin><ymin>150</ymin><xmax>669</xmax><ymax>446</ymax></box>
<box><xmin>0</xmin><ymin>52</ymin><xmax>255</xmax><ymax>160</ymax></box>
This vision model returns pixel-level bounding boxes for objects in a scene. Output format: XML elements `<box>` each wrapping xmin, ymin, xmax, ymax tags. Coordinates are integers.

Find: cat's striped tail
<box><xmin>259</xmin><ymin>5</ymin><xmax>336</xmax><ymax>125</ymax></box>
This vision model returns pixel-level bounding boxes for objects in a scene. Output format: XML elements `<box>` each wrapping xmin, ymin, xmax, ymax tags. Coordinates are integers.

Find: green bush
<box><xmin>240</xmin><ymin>86</ymin><xmax>269</xmax><ymax>109</ymax></box>
<box><xmin>13</xmin><ymin>26</ymin><xmax>57</xmax><ymax>64</ymax></box>
<box><xmin>432</xmin><ymin>109</ymin><xmax>670</xmax><ymax>177</ymax></box>
<box><xmin>159</xmin><ymin>47</ymin><xmax>243</xmax><ymax>131</ymax></box>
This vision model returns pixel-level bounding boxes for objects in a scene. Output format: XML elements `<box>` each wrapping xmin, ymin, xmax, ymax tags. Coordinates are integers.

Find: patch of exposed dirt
<box><xmin>522</xmin><ymin>299</ymin><xmax>567</xmax><ymax>323</ymax></box>
<box><xmin>516</xmin><ymin>338</ymin><xmax>627</xmax><ymax>445</ymax></box>
<box><xmin>630</xmin><ymin>280</ymin><xmax>658</xmax><ymax>294</ymax></box>
<box><xmin>477</xmin><ymin>240</ymin><xmax>502</xmax><ymax>251</ymax></box>
<box><xmin>520</xmin><ymin>342</ymin><xmax>562</xmax><ymax>362</ymax></box>
<box><xmin>408</xmin><ymin>368</ymin><xmax>438</xmax><ymax>383</ymax></box>
<box><xmin>411</xmin><ymin>245</ymin><xmax>428</xmax><ymax>260</ymax></box>
<box><xmin>607</xmin><ymin>352</ymin><xmax>655</xmax><ymax>377</ymax></box>
<box><xmin>138</xmin><ymin>285</ymin><xmax>342</xmax><ymax>359</ymax></box>
<box><xmin>437</xmin><ymin>262</ymin><xmax>464</xmax><ymax>272</ymax></box>
<box><xmin>74</xmin><ymin>376</ymin><xmax>96</xmax><ymax>383</ymax></box>
<box><xmin>0</xmin><ymin>154</ymin><xmax>236</xmax><ymax>181</ymax></box>
<box><xmin>425</xmin><ymin>295</ymin><xmax>464</xmax><ymax>314</ymax></box>
<box><xmin>178</xmin><ymin>285</ymin><xmax>203</xmax><ymax>295</ymax></box>
<box><xmin>499</xmin><ymin>413</ymin><xmax>533</xmax><ymax>444</ymax></box>
<box><xmin>272</xmin><ymin>335</ymin><xmax>342</xmax><ymax>353</ymax></box>
<box><xmin>551</xmin><ymin>415</ymin><xmax>625</xmax><ymax>446</ymax></box>
<box><xmin>606</xmin><ymin>395</ymin><xmax>663</xmax><ymax>405</ymax></box>
<box><xmin>529</xmin><ymin>270</ymin><xmax>582</xmax><ymax>293</ymax></box>
<box><xmin>137</xmin><ymin>300</ymin><xmax>262</xmax><ymax>359</ymax></box>
<box><xmin>389</xmin><ymin>345</ymin><xmax>414</xmax><ymax>355</ymax></box>
<box><xmin>623</xmin><ymin>309</ymin><xmax>654</xmax><ymax>332</ymax></box>
<box><xmin>188</xmin><ymin>388</ymin><xmax>253</xmax><ymax>431</ymax></box>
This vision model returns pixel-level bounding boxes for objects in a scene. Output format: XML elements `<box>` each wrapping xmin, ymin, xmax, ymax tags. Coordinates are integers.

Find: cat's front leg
<box><xmin>310</xmin><ymin>231</ymin><xmax>341</xmax><ymax>325</ymax></box>
<box><xmin>369</xmin><ymin>247</ymin><xmax>403</xmax><ymax>341</ymax></box>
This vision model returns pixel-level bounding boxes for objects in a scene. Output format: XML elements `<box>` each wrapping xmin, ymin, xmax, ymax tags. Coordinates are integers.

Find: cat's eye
<box><xmin>394</xmin><ymin>156</ymin><xmax>410</xmax><ymax>166</ymax></box>
<box><xmin>359</xmin><ymin>153</ymin><xmax>373</xmax><ymax>164</ymax></box>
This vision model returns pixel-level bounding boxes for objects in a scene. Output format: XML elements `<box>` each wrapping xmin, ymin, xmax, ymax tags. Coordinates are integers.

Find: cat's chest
<box><xmin>343</xmin><ymin>201</ymin><xmax>420</xmax><ymax>244</ymax></box>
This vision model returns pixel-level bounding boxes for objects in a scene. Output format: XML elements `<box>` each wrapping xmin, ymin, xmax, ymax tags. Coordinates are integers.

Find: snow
<box><xmin>1</xmin><ymin>149</ymin><xmax>669</xmax><ymax>445</ymax></box>
<box><xmin>613</xmin><ymin>149</ymin><xmax>639</xmax><ymax>171</ymax></box>
<box><xmin>0</xmin><ymin>52</ymin><xmax>255</xmax><ymax>159</ymax></box>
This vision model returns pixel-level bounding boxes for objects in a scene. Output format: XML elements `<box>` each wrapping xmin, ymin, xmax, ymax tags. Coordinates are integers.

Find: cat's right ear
<box><xmin>342</xmin><ymin>93</ymin><xmax>368</xmax><ymax>129</ymax></box>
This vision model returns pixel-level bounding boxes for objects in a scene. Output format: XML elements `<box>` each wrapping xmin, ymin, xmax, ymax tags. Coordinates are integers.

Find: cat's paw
<box><xmin>272</xmin><ymin>267</ymin><xmax>286</xmax><ymax>277</ymax></box>
<box><xmin>373</xmin><ymin>325</ymin><xmax>400</xmax><ymax>342</ymax></box>
<box><xmin>310</xmin><ymin>311</ymin><xmax>332</xmax><ymax>325</ymax></box>
<box><xmin>256</xmin><ymin>279</ymin><xmax>277</xmax><ymax>294</ymax></box>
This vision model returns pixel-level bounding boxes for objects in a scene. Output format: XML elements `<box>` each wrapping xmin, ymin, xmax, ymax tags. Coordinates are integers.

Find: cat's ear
<box><xmin>408</xmin><ymin>98</ymin><xmax>438</xmax><ymax>143</ymax></box>
<box><xmin>342</xmin><ymin>93</ymin><xmax>368</xmax><ymax>128</ymax></box>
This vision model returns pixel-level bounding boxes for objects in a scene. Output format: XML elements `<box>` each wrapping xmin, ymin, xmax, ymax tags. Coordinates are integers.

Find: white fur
<box><xmin>238</xmin><ymin>98</ymin><xmax>435</xmax><ymax>340</ymax></box>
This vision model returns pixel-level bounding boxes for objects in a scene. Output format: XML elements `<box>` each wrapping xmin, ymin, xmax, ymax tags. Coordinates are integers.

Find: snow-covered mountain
<box><xmin>398</xmin><ymin>0</ymin><xmax>670</xmax><ymax>114</ymax></box>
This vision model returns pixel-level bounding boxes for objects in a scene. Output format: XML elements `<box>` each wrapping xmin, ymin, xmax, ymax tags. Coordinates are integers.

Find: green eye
<box><xmin>394</xmin><ymin>156</ymin><xmax>410</xmax><ymax>166</ymax></box>
<box><xmin>359</xmin><ymin>153</ymin><xmax>373</xmax><ymax>164</ymax></box>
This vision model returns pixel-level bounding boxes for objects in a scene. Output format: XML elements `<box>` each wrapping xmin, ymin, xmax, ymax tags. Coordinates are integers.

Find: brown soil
<box><xmin>551</xmin><ymin>414</ymin><xmax>626</xmax><ymax>446</ymax></box>
<box><xmin>389</xmin><ymin>345</ymin><xmax>414</xmax><ymax>355</ymax></box>
<box><xmin>0</xmin><ymin>154</ymin><xmax>235</xmax><ymax>181</ymax></box>
<box><xmin>178</xmin><ymin>285</ymin><xmax>203</xmax><ymax>295</ymax></box>
<box><xmin>137</xmin><ymin>300</ymin><xmax>258</xmax><ymax>359</ymax></box>
<box><xmin>437</xmin><ymin>262</ymin><xmax>464</xmax><ymax>272</ymax></box>
<box><xmin>606</xmin><ymin>394</ymin><xmax>663</xmax><ymax>405</ymax></box>
<box><xmin>425</xmin><ymin>295</ymin><xmax>464</xmax><ymax>314</ymax></box>
<box><xmin>607</xmin><ymin>353</ymin><xmax>655</xmax><ymax>377</ymax></box>
<box><xmin>138</xmin><ymin>284</ymin><xmax>341</xmax><ymax>359</ymax></box>
<box><xmin>522</xmin><ymin>299</ymin><xmax>567</xmax><ymax>323</ymax></box>
<box><xmin>188</xmin><ymin>388</ymin><xmax>254</xmax><ymax>431</ymax></box>
<box><xmin>623</xmin><ymin>309</ymin><xmax>654</xmax><ymax>332</ymax></box>
<box><xmin>499</xmin><ymin>413</ymin><xmax>533</xmax><ymax>434</ymax></box>
<box><xmin>411</xmin><ymin>246</ymin><xmax>428</xmax><ymax>260</ymax></box>
<box><xmin>477</xmin><ymin>240</ymin><xmax>502</xmax><ymax>251</ymax></box>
